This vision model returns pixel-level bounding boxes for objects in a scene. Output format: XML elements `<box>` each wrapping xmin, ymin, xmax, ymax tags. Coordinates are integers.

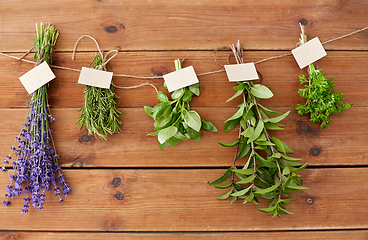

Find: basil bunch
<box><xmin>211</xmin><ymin>42</ymin><xmax>307</xmax><ymax>217</ymax></box>
<box><xmin>145</xmin><ymin>59</ymin><xmax>217</xmax><ymax>149</ymax></box>
<box><xmin>295</xmin><ymin>24</ymin><xmax>352</xmax><ymax>128</ymax></box>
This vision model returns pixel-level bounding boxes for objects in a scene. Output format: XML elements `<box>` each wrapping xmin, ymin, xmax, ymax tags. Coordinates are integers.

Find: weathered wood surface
<box><xmin>0</xmin><ymin>0</ymin><xmax>367</xmax><ymax>238</ymax></box>
<box><xmin>1</xmin><ymin>231</ymin><xmax>368</xmax><ymax>240</ymax></box>
<box><xmin>0</xmin><ymin>168</ymin><xmax>367</xmax><ymax>231</ymax></box>
<box><xmin>0</xmin><ymin>0</ymin><xmax>367</xmax><ymax>51</ymax></box>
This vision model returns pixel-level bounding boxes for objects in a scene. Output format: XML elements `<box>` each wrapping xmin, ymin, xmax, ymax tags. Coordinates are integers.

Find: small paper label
<box><xmin>78</xmin><ymin>67</ymin><xmax>113</xmax><ymax>89</ymax></box>
<box><xmin>224</xmin><ymin>63</ymin><xmax>259</xmax><ymax>82</ymax></box>
<box><xmin>19</xmin><ymin>61</ymin><xmax>56</xmax><ymax>94</ymax></box>
<box><xmin>163</xmin><ymin>66</ymin><xmax>199</xmax><ymax>92</ymax></box>
<box><xmin>291</xmin><ymin>37</ymin><xmax>327</xmax><ymax>69</ymax></box>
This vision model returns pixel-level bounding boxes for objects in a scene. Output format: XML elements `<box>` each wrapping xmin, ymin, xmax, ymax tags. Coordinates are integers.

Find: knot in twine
<box><xmin>16</xmin><ymin>44</ymin><xmax>55</xmax><ymax>67</ymax></box>
<box><xmin>72</xmin><ymin>35</ymin><xmax>118</xmax><ymax>71</ymax></box>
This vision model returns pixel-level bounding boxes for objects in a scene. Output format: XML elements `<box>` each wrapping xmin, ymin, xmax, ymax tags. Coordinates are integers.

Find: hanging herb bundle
<box><xmin>295</xmin><ymin>24</ymin><xmax>352</xmax><ymax>128</ymax></box>
<box><xmin>144</xmin><ymin>59</ymin><xmax>217</xmax><ymax>149</ymax></box>
<box><xmin>210</xmin><ymin>41</ymin><xmax>308</xmax><ymax>217</ymax></box>
<box><xmin>76</xmin><ymin>52</ymin><xmax>122</xmax><ymax>140</ymax></box>
<box><xmin>1</xmin><ymin>23</ymin><xmax>71</xmax><ymax>214</ymax></box>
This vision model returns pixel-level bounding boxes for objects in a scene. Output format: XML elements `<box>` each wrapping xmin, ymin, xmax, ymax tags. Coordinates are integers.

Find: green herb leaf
<box><xmin>189</xmin><ymin>83</ymin><xmax>200</xmax><ymax>96</ymax></box>
<box><xmin>250</xmin><ymin>84</ymin><xmax>274</xmax><ymax>99</ymax></box>
<box><xmin>210</xmin><ymin>168</ymin><xmax>232</xmax><ymax>185</ymax></box>
<box><xmin>264</xmin><ymin>111</ymin><xmax>290</xmax><ymax>123</ymax></box>
<box><xmin>158</xmin><ymin>126</ymin><xmax>178</xmax><ymax>144</ymax></box>
<box><xmin>201</xmin><ymin>119</ymin><xmax>218</xmax><ymax>132</ymax></box>
<box><xmin>183</xmin><ymin>110</ymin><xmax>202</xmax><ymax>132</ymax></box>
<box><xmin>157</xmin><ymin>91</ymin><xmax>169</xmax><ymax>102</ymax></box>
<box><xmin>226</xmin><ymin>105</ymin><xmax>245</xmax><ymax>122</ymax></box>
<box><xmin>226</xmin><ymin>90</ymin><xmax>243</xmax><ymax>102</ymax></box>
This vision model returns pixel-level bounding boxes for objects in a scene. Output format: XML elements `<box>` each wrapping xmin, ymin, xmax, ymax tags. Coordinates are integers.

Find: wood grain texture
<box><xmin>0</xmin><ymin>51</ymin><xmax>365</xmax><ymax>109</ymax></box>
<box><xmin>0</xmin><ymin>0</ymin><xmax>367</xmax><ymax>52</ymax></box>
<box><xmin>0</xmin><ymin>168</ymin><xmax>367</xmax><ymax>231</ymax></box>
<box><xmin>0</xmin><ymin>107</ymin><xmax>365</xmax><ymax>168</ymax></box>
<box><xmin>1</xmin><ymin>231</ymin><xmax>368</xmax><ymax>240</ymax></box>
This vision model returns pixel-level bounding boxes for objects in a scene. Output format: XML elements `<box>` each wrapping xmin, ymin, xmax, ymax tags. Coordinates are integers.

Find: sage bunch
<box><xmin>76</xmin><ymin>54</ymin><xmax>122</xmax><ymax>140</ymax></box>
<box><xmin>1</xmin><ymin>23</ymin><xmax>71</xmax><ymax>214</ymax></box>
<box><xmin>145</xmin><ymin>59</ymin><xmax>217</xmax><ymax>149</ymax></box>
<box><xmin>295</xmin><ymin>24</ymin><xmax>352</xmax><ymax>128</ymax></box>
<box><xmin>210</xmin><ymin>41</ymin><xmax>307</xmax><ymax>217</ymax></box>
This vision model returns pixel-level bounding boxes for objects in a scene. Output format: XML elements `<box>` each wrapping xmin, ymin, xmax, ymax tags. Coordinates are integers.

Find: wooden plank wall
<box><xmin>0</xmin><ymin>0</ymin><xmax>367</xmax><ymax>239</ymax></box>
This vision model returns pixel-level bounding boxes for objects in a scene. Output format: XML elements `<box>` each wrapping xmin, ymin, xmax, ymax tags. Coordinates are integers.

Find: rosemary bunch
<box><xmin>210</xmin><ymin>41</ymin><xmax>307</xmax><ymax>217</ymax></box>
<box><xmin>295</xmin><ymin>24</ymin><xmax>352</xmax><ymax>128</ymax></box>
<box><xmin>2</xmin><ymin>23</ymin><xmax>71</xmax><ymax>214</ymax></box>
<box><xmin>76</xmin><ymin>54</ymin><xmax>122</xmax><ymax>140</ymax></box>
<box><xmin>145</xmin><ymin>59</ymin><xmax>217</xmax><ymax>150</ymax></box>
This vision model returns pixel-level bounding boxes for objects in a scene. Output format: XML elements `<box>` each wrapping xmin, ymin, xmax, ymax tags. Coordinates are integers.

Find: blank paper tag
<box><xmin>291</xmin><ymin>37</ymin><xmax>327</xmax><ymax>69</ymax></box>
<box><xmin>78</xmin><ymin>67</ymin><xmax>113</xmax><ymax>89</ymax></box>
<box><xmin>224</xmin><ymin>63</ymin><xmax>259</xmax><ymax>82</ymax></box>
<box><xmin>19</xmin><ymin>61</ymin><xmax>56</xmax><ymax>94</ymax></box>
<box><xmin>163</xmin><ymin>66</ymin><xmax>199</xmax><ymax>92</ymax></box>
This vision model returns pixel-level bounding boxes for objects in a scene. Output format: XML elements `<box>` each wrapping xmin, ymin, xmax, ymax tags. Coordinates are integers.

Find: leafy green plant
<box><xmin>210</xmin><ymin>41</ymin><xmax>308</xmax><ymax>217</ymax></box>
<box><xmin>295</xmin><ymin>24</ymin><xmax>352</xmax><ymax>128</ymax></box>
<box><xmin>145</xmin><ymin>59</ymin><xmax>217</xmax><ymax>149</ymax></box>
<box><xmin>76</xmin><ymin>54</ymin><xmax>122</xmax><ymax>140</ymax></box>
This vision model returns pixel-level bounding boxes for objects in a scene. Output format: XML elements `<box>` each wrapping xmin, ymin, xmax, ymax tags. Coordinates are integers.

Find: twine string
<box><xmin>1</xmin><ymin>26</ymin><xmax>366</xmax><ymax>83</ymax></box>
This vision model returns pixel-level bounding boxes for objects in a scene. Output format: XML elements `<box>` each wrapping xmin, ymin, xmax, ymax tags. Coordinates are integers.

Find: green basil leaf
<box><xmin>182</xmin><ymin>88</ymin><xmax>193</xmax><ymax>102</ymax></box>
<box><xmin>233</xmin><ymin>83</ymin><xmax>247</xmax><ymax>91</ymax></box>
<box><xmin>171</xmin><ymin>88</ymin><xmax>184</xmax><ymax>100</ymax></box>
<box><xmin>144</xmin><ymin>106</ymin><xmax>153</xmax><ymax>117</ymax></box>
<box><xmin>183</xmin><ymin>110</ymin><xmax>202</xmax><ymax>132</ymax></box>
<box><xmin>147</xmin><ymin>131</ymin><xmax>159</xmax><ymax>136</ymax></box>
<box><xmin>189</xmin><ymin>83</ymin><xmax>200</xmax><ymax>96</ymax></box>
<box><xmin>265</xmin><ymin>122</ymin><xmax>285</xmax><ymax>130</ymax></box>
<box><xmin>250</xmin><ymin>84</ymin><xmax>273</xmax><ymax>99</ymax></box>
<box><xmin>154</xmin><ymin>115</ymin><xmax>172</xmax><ymax>130</ymax></box>
<box><xmin>201</xmin><ymin>119</ymin><xmax>218</xmax><ymax>132</ymax></box>
<box><xmin>157</xmin><ymin>91</ymin><xmax>169</xmax><ymax>102</ymax></box>
<box><xmin>185</xmin><ymin>125</ymin><xmax>201</xmax><ymax>141</ymax></box>
<box><xmin>158</xmin><ymin>126</ymin><xmax>178</xmax><ymax>144</ymax></box>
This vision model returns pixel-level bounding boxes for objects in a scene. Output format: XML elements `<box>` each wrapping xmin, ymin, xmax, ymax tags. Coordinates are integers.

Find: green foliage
<box><xmin>295</xmin><ymin>25</ymin><xmax>352</xmax><ymax>128</ymax></box>
<box><xmin>210</xmin><ymin>41</ymin><xmax>308</xmax><ymax>217</ymax></box>
<box><xmin>144</xmin><ymin>59</ymin><xmax>217</xmax><ymax>149</ymax></box>
<box><xmin>76</xmin><ymin>54</ymin><xmax>122</xmax><ymax>140</ymax></box>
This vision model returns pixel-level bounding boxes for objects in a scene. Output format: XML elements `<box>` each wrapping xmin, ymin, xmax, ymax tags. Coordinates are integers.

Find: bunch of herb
<box><xmin>144</xmin><ymin>59</ymin><xmax>217</xmax><ymax>149</ymax></box>
<box><xmin>1</xmin><ymin>23</ymin><xmax>71</xmax><ymax>215</ymax></box>
<box><xmin>210</xmin><ymin>41</ymin><xmax>308</xmax><ymax>217</ymax></box>
<box><xmin>295</xmin><ymin>24</ymin><xmax>352</xmax><ymax>128</ymax></box>
<box><xmin>76</xmin><ymin>54</ymin><xmax>122</xmax><ymax>140</ymax></box>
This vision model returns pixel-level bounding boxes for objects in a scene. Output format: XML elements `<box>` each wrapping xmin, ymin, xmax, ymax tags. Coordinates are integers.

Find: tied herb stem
<box><xmin>295</xmin><ymin>24</ymin><xmax>353</xmax><ymax>128</ymax></box>
<box><xmin>1</xmin><ymin>23</ymin><xmax>71</xmax><ymax>215</ymax></box>
<box><xmin>76</xmin><ymin>54</ymin><xmax>122</xmax><ymax>140</ymax></box>
<box><xmin>144</xmin><ymin>59</ymin><xmax>217</xmax><ymax>150</ymax></box>
<box><xmin>211</xmin><ymin>41</ymin><xmax>308</xmax><ymax>217</ymax></box>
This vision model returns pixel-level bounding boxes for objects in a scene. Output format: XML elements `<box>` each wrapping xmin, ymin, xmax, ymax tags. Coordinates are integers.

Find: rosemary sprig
<box><xmin>76</xmin><ymin>54</ymin><xmax>122</xmax><ymax>140</ymax></box>
<box><xmin>295</xmin><ymin>24</ymin><xmax>352</xmax><ymax>128</ymax></box>
<box><xmin>144</xmin><ymin>59</ymin><xmax>217</xmax><ymax>149</ymax></box>
<box><xmin>210</xmin><ymin>41</ymin><xmax>307</xmax><ymax>217</ymax></box>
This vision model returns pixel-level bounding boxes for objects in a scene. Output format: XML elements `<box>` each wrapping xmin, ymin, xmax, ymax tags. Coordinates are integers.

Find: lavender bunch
<box><xmin>1</xmin><ymin>23</ymin><xmax>71</xmax><ymax>215</ymax></box>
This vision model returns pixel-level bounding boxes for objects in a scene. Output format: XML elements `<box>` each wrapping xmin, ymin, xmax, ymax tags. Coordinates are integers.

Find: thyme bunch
<box><xmin>210</xmin><ymin>41</ymin><xmax>307</xmax><ymax>217</ymax></box>
<box><xmin>144</xmin><ymin>59</ymin><xmax>217</xmax><ymax>149</ymax></box>
<box><xmin>76</xmin><ymin>54</ymin><xmax>122</xmax><ymax>140</ymax></box>
<box><xmin>295</xmin><ymin>24</ymin><xmax>352</xmax><ymax>128</ymax></box>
